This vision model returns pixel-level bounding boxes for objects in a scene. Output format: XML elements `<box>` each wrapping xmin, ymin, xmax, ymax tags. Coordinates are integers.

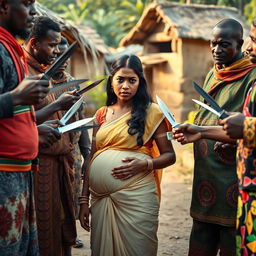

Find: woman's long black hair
<box><xmin>106</xmin><ymin>54</ymin><xmax>152</xmax><ymax>146</ymax></box>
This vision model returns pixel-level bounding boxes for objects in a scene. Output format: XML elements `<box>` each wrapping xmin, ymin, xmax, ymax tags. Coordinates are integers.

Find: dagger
<box><xmin>50</xmin><ymin>79</ymin><xmax>88</xmax><ymax>94</ymax></box>
<box><xmin>74</xmin><ymin>78</ymin><xmax>105</xmax><ymax>96</ymax></box>
<box><xmin>192</xmin><ymin>81</ymin><xmax>229</xmax><ymax>119</ymax></box>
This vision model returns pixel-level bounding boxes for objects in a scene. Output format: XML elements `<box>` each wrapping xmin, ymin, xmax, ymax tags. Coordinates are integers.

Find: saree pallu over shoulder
<box><xmin>92</xmin><ymin>103</ymin><xmax>165</xmax><ymax>196</ymax></box>
<box><xmin>89</xmin><ymin>103</ymin><xmax>165</xmax><ymax>256</ymax></box>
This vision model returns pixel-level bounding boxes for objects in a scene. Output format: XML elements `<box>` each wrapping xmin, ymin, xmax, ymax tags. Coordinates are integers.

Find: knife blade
<box><xmin>40</xmin><ymin>41</ymin><xmax>78</xmax><ymax>81</ymax></box>
<box><xmin>60</xmin><ymin>96</ymin><xmax>84</xmax><ymax>125</ymax></box>
<box><xmin>192</xmin><ymin>99</ymin><xmax>229</xmax><ymax>119</ymax></box>
<box><xmin>192</xmin><ymin>81</ymin><xmax>229</xmax><ymax>119</ymax></box>
<box><xmin>50</xmin><ymin>79</ymin><xmax>88</xmax><ymax>94</ymax></box>
<box><xmin>74</xmin><ymin>78</ymin><xmax>105</xmax><ymax>96</ymax></box>
<box><xmin>67</xmin><ymin>125</ymin><xmax>98</xmax><ymax>133</ymax></box>
<box><xmin>156</xmin><ymin>95</ymin><xmax>179</xmax><ymax>128</ymax></box>
<box><xmin>57</xmin><ymin>117</ymin><xmax>95</xmax><ymax>133</ymax></box>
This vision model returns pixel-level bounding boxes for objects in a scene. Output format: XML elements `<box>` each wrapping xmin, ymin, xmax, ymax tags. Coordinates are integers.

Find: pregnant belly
<box><xmin>89</xmin><ymin>149</ymin><xmax>151</xmax><ymax>194</ymax></box>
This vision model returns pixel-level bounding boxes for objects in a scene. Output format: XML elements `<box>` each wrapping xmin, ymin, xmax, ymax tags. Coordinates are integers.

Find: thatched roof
<box><xmin>105</xmin><ymin>44</ymin><xmax>143</xmax><ymax>63</ymax></box>
<box><xmin>75</xmin><ymin>24</ymin><xmax>109</xmax><ymax>55</ymax></box>
<box><xmin>120</xmin><ymin>2</ymin><xmax>248</xmax><ymax>46</ymax></box>
<box><xmin>35</xmin><ymin>3</ymin><xmax>109</xmax><ymax>72</ymax></box>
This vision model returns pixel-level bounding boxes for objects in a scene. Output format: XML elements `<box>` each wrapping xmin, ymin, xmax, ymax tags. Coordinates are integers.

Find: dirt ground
<box><xmin>72</xmin><ymin>142</ymin><xmax>194</xmax><ymax>256</ymax></box>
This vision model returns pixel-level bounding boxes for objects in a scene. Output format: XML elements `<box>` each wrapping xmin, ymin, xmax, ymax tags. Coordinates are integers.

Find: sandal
<box><xmin>73</xmin><ymin>237</ymin><xmax>84</xmax><ymax>248</ymax></box>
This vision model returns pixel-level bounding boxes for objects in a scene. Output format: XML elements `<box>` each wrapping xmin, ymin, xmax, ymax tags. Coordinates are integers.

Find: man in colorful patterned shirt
<box><xmin>220</xmin><ymin>18</ymin><xmax>256</xmax><ymax>256</ymax></box>
<box><xmin>173</xmin><ymin>19</ymin><xmax>256</xmax><ymax>256</ymax></box>
<box><xmin>173</xmin><ymin>18</ymin><xmax>256</xmax><ymax>256</ymax></box>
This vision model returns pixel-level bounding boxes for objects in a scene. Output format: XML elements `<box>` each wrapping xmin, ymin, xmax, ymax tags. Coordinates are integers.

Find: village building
<box><xmin>35</xmin><ymin>3</ymin><xmax>108</xmax><ymax>80</ymax></box>
<box><xmin>120</xmin><ymin>2</ymin><xmax>248</xmax><ymax>122</ymax></box>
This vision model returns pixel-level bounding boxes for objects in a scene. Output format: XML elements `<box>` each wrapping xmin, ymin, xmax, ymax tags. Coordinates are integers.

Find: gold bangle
<box><xmin>146</xmin><ymin>159</ymin><xmax>153</xmax><ymax>171</ymax></box>
<box><xmin>78</xmin><ymin>196</ymin><xmax>89</xmax><ymax>205</ymax></box>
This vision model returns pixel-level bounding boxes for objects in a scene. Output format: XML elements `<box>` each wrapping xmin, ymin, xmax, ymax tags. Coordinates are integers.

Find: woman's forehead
<box><xmin>114</xmin><ymin>67</ymin><xmax>137</xmax><ymax>77</ymax></box>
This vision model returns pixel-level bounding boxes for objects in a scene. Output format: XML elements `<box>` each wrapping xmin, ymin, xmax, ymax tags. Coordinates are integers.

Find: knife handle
<box><xmin>219</xmin><ymin>111</ymin><xmax>229</xmax><ymax>119</ymax></box>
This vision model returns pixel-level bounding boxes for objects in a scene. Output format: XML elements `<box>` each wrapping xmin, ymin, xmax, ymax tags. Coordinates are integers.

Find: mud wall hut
<box><xmin>120</xmin><ymin>2</ymin><xmax>248</xmax><ymax>121</ymax></box>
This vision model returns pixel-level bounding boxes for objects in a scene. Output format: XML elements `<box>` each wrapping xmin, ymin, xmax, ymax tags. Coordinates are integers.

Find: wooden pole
<box><xmin>239</xmin><ymin>0</ymin><xmax>245</xmax><ymax>15</ymax></box>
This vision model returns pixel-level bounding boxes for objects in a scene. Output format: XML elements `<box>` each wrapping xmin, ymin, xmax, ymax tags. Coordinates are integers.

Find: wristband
<box><xmin>146</xmin><ymin>159</ymin><xmax>153</xmax><ymax>171</ymax></box>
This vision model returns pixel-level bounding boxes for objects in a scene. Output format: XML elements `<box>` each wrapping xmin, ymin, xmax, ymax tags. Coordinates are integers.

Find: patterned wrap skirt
<box><xmin>0</xmin><ymin>171</ymin><xmax>39</xmax><ymax>256</ymax></box>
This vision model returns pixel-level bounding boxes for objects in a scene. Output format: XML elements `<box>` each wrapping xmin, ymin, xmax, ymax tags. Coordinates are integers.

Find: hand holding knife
<box><xmin>192</xmin><ymin>81</ymin><xmax>229</xmax><ymax>119</ymax></box>
<box><xmin>56</xmin><ymin>78</ymin><xmax>104</xmax><ymax>126</ymax></box>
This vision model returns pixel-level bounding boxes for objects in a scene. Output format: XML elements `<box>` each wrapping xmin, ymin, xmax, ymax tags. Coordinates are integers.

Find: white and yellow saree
<box><xmin>89</xmin><ymin>103</ymin><xmax>165</xmax><ymax>256</ymax></box>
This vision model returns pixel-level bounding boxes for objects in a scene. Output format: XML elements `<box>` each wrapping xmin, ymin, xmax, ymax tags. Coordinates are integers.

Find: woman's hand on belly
<box><xmin>111</xmin><ymin>157</ymin><xmax>148</xmax><ymax>180</ymax></box>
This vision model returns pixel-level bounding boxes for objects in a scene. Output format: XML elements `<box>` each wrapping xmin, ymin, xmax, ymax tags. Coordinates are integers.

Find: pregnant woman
<box><xmin>79</xmin><ymin>54</ymin><xmax>176</xmax><ymax>256</ymax></box>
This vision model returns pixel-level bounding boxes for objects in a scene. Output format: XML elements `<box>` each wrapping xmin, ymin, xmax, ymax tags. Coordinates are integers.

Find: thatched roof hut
<box><xmin>35</xmin><ymin>3</ymin><xmax>109</xmax><ymax>78</ymax></box>
<box><xmin>120</xmin><ymin>2</ymin><xmax>248</xmax><ymax>122</ymax></box>
<box><xmin>120</xmin><ymin>2</ymin><xmax>248</xmax><ymax>46</ymax></box>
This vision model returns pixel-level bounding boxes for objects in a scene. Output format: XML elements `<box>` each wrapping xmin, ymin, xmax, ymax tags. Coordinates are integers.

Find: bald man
<box><xmin>174</xmin><ymin>18</ymin><xmax>256</xmax><ymax>256</ymax></box>
<box><xmin>182</xmin><ymin>19</ymin><xmax>256</xmax><ymax>256</ymax></box>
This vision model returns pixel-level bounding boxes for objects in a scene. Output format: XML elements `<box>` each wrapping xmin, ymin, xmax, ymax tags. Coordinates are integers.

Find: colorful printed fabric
<box><xmin>192</xmin><ymin>64</ymin><xmax>256</xmax><ymax>227</ymax></box>
<box><xmin>0</xmin><ymin>27</ymin><xmax>39</xmax><ymax>255</ymax></box>
<box><xmin>0</xmin><ymin>171</ymin><xmax>39</xmax><ymax>256</ymax></box>
<box><xmin>237</xmin><ymin>118</ymin><xmax>256</xmax><ymax>192</ymax></box>
<box><xmin>236</xmin><ymin>190</ymin><xmax>256</xmax><ymax>256</ymax></box>
<box><xmin>243</xmin><ymin>117</ymin><xmax>256</xmax><ymax>148</ymax></box>
<box><xmin>213</xmin><ymin>55</ymin><xmax>256</xmax><ymax>83</ymax></box>
<box><xmin>236</xmin><ymin>82</ymin><xmax>256</xmax><ymax>256</ymax></box>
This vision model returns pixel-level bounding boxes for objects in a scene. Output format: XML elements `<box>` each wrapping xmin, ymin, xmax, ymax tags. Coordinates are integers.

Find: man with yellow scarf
<box><xmin>184</xmin><ymin>19</ymin><xmax>256</xmax><ymax>256</ymax></box>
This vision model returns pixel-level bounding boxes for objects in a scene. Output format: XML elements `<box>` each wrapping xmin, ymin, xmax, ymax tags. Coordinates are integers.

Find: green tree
<box><xmin>60</xmin><ymin>1</ymin><xmax>89</xmax><ymax>24</ymax></box>
<box><xmin>86</xmin><ymin>8</ymin><xmax>122</xmax><ymax>46</ymax></box>
<box><xmin>37</xmin><ymin>0</ymin><xmax>256</xmax><ymax>47</ymax></box>
<box><xmin>244</xmin><ymin>0</ymin><xmax>256</xmax><ymax>24</ymax></box>
<box><xmin>38</xmin><ymin>0</ymin><xmax>76</xmax><ymax>12</ymax></box>
<box><xmin>115</xmin><ymin>0</ymin><xmax>152</xmax><ymax>32</ymax></box>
